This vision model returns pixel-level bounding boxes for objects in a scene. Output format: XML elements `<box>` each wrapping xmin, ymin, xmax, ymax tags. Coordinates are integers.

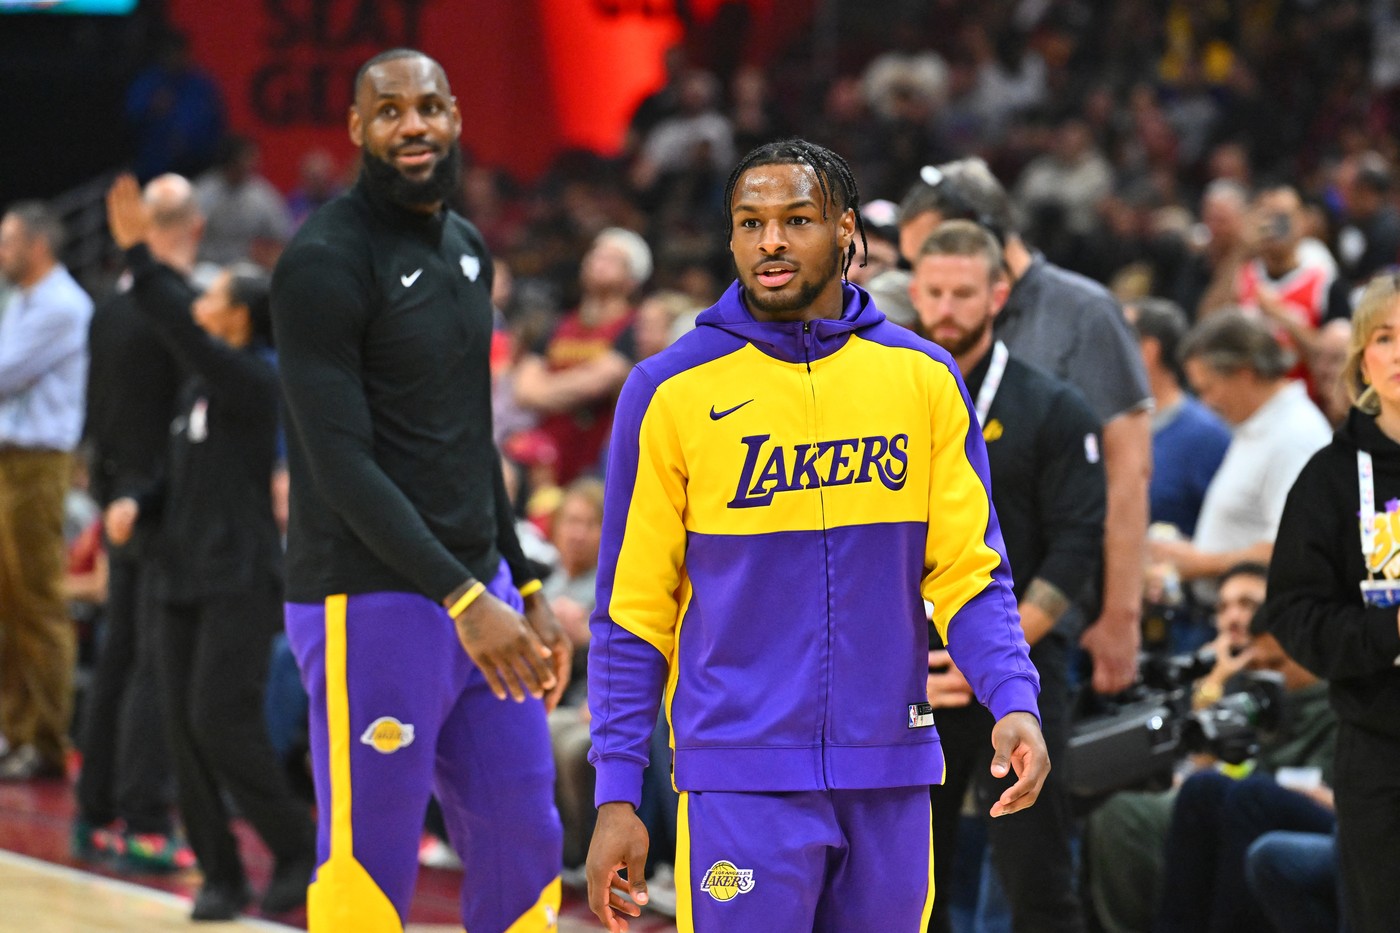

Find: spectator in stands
<box><xmin>0</xmin><ymin>201</ymin><xmax>93</xmax><ymax>782</ymax></box>
<box><xmin>1015</xmin><ymin>117</ymin><xmax>1115</xmax><ymax>244</ymax></box>
<box><xmin>1085</xmin><ymin>563</ymin><xmax>1336</xmax><ymax>933</ymax></box>
<box><xmin>901</xmin><ymin>157</ymin><xmax>1152</xmax><ymax>696</ymax></box>
<box><xmin>1312</xmin><ymin>317</ymin><xmax>1355</xmax><ymax>426</ymax></box>
<box><xmin>633</xmin><ymin>289</ymin><xmax>700</xmax><ymax>360</ymax></box>
<box><xmin>105</xmin><ymin>175</ymin><xmax>315</xmax><ymax>921</ymax></box>
<box><xmin>1125</xmin><ymin>297</ymin><xmax>1231</xmax><ymax>538</ymax></box>
<box><xmin>1234</xmin><ymin>185</ymin><xmax>1337</xmax><ymax>360</ymax></box>
<box><xmin>123</xmin><ymin>30</ymin><xmax>225</xmax><ymax>182</ymax></box>
<box><xmin>194</xmin><ymin>134</ymin><xmax>293</xmax><ymax>270</ymax></box>
<box><xmin>286</xmin><ymin>149</ymin><xmax>342</xmax><ymax>231</ymax></box>
<box><xmin>1177</xmin><ymin>180</ymin><xmax>1251</xmax><ymax>320</ymax></box>
<box><xmin>1260</xmin><ymin>271</ymin><xmax>1400</xmax><ymax>932</ymax></box>
<box><xmin>1152</xmin><ymin>311</ymin><xmax>1330</xmax><ymax>593</ymax></box>
<box><xmin>512</xmin><ymin>227</ymin><xmax>649</xmax><ymax>484</ymax></box>
<box><xmin>74</xmin><ymin>174</ymin><xmax>194</xmax><ymax>870</ymax></box>
<box><xmin>1329</xmin><ymin>151</ymin><xmax>1400</xmax><ymax>320</ymax></box>
<box><xmin>630</xmin><ymin>69</ymin><xmax>734</xmax><ymax>196</ymax></box>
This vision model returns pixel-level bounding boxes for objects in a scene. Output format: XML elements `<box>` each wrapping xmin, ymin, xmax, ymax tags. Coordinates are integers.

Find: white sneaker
<box><xmin>417</xmin><ymin>834</ymin><xmax>462</xmax><ymax>870</ymax></box>
<box><xmin>646</xmin><ymin>864</ymin><xmax>678</xmax><ymax>918</ymax></box>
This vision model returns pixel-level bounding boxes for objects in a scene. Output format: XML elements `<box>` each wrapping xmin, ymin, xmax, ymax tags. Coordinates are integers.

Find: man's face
<box><xmin>899</xmin><ymin>209</ymin><xmax>942</xmax><ymax>266</ymax></box>
<box><xmin>909</xmin><ymin>252</ymin><xmax>1007</xmax><ymax>360</ymax></box>
<box><xmin>0</xmin><ymin>215</ymin><xmax>32</xmax><ymax>285</ymax></box>
<box><xmin>729</xmin><ymin>162</ymin><xmax>853</xmax><ymax>319</ymax></box>
<box><xmin>580</xmin><ymin>241</ymin><xmax>635</xmax><ymax>296</ymax></box>
<box><xmin>1215</xmin><ymin>572</ymin><xmax>1266</xmax><ymax>651</ymax></box>
<box><xmin>349</xmin><ymin>56</ymin><xmax>463</xmax><ymax>209</ymax></box>
<box><xmin>1185</xmin><ymin>357</ymin><xmax>1248</xmax><ymax>425</ymax></box>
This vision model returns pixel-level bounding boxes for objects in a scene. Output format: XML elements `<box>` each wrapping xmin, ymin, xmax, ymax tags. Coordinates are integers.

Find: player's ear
<box><xmin>348</xmin><ymin>105</ymin><xmax>364</xmax><ymax>148</ymax></box>
<box><xmin>838</xmin><ymin>207</ymin><xmax>855</xmax><ymax>250</ymax></box>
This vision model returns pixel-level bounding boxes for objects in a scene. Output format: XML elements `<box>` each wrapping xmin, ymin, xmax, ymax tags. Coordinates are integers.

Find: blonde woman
<box><xmin>1261</xmin><ymin>271</ymin><xmax>1400</xmax><ymax>932</ymax></box>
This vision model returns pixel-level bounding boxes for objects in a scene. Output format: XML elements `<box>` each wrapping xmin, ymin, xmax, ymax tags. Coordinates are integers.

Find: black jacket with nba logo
<box><xmin>271</xmin><ymin>177</ymin><xmax>532</xmax><ymax>604</ymax></box>
<box><xmin>124</xmin><ymin>245</ymin><xmax>283</xmax><ymax>604</ymax></box>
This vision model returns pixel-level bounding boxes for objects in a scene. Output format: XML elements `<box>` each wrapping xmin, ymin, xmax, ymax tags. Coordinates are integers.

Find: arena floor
<box><xmin>0</xmin><ymin>776</ymin><xmax>676</xmax><ymax>932</ymax></box>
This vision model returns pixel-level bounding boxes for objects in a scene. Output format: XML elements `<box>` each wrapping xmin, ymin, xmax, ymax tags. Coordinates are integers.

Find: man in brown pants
<box><xmin>0</xmin><ymin>201</ymin><xmax>93</xmax><ymax>780</ymax></box>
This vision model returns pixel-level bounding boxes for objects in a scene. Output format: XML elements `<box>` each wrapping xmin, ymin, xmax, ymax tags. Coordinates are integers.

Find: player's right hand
<box><xmin>587</xmin><ymin>802</ymin><xmax>650</xmax><ymax>932</ymax></box>
<box><xmin>452</xmin><ymin>591</ymin><xmax>557</xmax><ymax>703</ymax></box>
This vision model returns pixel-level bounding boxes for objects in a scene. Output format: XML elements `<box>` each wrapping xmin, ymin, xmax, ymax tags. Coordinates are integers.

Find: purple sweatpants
<box><xmin>285</xmin><ymin>561</ymin><xmax>562</xmax><ymax>932</ymax></box>
<box><xmin>676</xmin><ymin>786</ymin><xmax>935</xmax><ymax>932</ymax></box>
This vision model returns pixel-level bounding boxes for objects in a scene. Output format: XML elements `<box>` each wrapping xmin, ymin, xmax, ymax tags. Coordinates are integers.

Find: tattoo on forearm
<box><xmin>1025</xmin><ymin>578</ymin><xmax>1071</xmax><ymax>624</ymax></box>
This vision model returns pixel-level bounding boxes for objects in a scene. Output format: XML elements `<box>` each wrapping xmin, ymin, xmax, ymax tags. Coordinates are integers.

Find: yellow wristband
<box><xmin>447</xmin><ymin>581</ymin><xmax>487</xmax><ymax>619</ymax></box>
<box><xmin>518</xmin><ymin>579</ymin><xmax>543</xmax><ymax>599</ymax></box>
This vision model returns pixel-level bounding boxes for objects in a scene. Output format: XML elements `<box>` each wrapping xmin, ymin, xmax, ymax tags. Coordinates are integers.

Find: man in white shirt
<box><xmin>1151</xmin><ymin>310</ymin><xmax>1330</xmax><ymax>592</ymax></box>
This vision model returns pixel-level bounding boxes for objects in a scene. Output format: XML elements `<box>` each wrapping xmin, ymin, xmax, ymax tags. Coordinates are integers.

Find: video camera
<box><xmin>1064</xmin><ymin>647</ymin><xmax>1285</xmax><ymax>801</ymax></box>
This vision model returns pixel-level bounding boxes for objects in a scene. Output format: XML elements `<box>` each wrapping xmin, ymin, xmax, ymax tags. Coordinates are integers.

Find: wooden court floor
<box><xmin>0</xmin><ymin>776</ymin><xmax>674</xmax><ymax>932</ymax></box>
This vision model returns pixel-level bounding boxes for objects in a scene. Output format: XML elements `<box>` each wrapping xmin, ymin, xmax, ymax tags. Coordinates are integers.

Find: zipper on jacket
<box><xmin>804</xmin><ymin>320</ymin><xmax>835</xmax><ymax>786</ymax></box>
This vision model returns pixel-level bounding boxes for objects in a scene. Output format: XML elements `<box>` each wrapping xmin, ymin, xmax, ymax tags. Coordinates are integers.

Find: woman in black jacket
<box><xmin>105</xmin><ymin>176</ymin><xmax>315</xmax><ymax>922</ymax></box>
<box><xmin>1261</xmin><ymin>270</ymin><xmax>1400</xmax><ymax>933</ymax></box>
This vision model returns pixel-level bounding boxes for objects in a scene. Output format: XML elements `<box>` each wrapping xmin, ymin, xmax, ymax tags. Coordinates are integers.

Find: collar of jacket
<box><xmin>694</xmin><ymin>280</ymin><xmax>887</xmax><ymax>364</ymax></box>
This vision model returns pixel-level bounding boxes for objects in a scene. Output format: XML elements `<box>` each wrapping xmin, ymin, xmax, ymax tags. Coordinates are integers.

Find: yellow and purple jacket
<box><xmin>588</xmin><ymin>281</ymin><xmax>1038</xmax><ymax>808</ymax></box>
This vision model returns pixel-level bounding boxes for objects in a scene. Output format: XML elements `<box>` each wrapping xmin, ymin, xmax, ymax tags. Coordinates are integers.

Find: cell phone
<box><xmin>1261</xmin><ymin>213</ymin><xmax>1291</xmax><ymax>240</ymax></box>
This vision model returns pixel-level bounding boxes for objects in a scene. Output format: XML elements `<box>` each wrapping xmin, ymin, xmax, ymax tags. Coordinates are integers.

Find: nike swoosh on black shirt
<box><xmin>709</xmin><ymin>399</ymin><xmax>754</xmax><ymax>420</ymax></box>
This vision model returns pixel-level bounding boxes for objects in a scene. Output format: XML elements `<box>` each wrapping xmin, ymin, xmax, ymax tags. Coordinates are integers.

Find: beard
<box><xmin>741</xmin><ymin>242</ymin><xmax>843</xmax><ymax>316</ymax></box>
<box><xmin>361</xmin><ymin>141</ymin><xmax>462</xmax><ymax>210</ymax></box>
<box><xmin>930</xmin><ymin>315</ymin><xmax>992</xmax><ymax>360</ymax></box>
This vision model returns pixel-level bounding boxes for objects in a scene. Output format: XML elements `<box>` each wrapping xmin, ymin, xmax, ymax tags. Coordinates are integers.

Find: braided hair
<box><xmin>723</xmin><ymin>139</ymin><xmax>869</xmax><ymax>280</ymax></box>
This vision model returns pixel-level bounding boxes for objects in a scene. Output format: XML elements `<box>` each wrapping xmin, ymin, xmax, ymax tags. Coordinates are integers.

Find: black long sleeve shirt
<box><xmin>125</xmin><ymin>245</ymin><xmax>282</xmax><ymax>602</ymax></box>
<box><xmin>84</xmin><ymin>275</ymin><xmax>182</xmax><ymax>517</ymax></box>
<box><xmin>270</xmin><ymin>178</ymin><xmax>531</xmax><ymax>604</ymax></box>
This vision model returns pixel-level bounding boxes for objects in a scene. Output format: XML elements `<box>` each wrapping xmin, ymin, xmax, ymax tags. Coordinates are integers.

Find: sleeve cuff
<box><xmin>592</xmin><ymin>757</ymin><xmax>646</xmax><ymax>810</ymax></box>
<box><xmin>985</xmin><ymin>675</ymin><xmax>1042</xmax><ymax>727</ymax></box>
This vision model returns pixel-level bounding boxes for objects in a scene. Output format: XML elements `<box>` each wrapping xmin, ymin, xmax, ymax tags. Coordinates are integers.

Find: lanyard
<box><xmin>1360</xmin><ymin>450</ymin><xmax>1377</xmax><ymax>576</ymax></box>
<box><xmin>974</xmin><ymin>340</ymin><xmax>1010</xmax><ymax>427</ymax></box>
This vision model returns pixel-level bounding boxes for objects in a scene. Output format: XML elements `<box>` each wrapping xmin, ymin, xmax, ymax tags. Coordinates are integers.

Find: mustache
<box><xmin>391</xmin><ymin>138</ymin><xmax>442</xmax><ymax>157</ymax></box>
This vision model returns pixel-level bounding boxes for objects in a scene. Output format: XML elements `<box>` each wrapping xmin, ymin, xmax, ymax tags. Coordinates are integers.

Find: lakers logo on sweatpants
<box><xmin>359</xmin><ymin>716</ymin><xmax>414</xmax><ymax>754</ymax></box>
<box><xmin>700</xmin><ymin>861</ymin><xmax>755</xmax><ymax>902</ymax></box>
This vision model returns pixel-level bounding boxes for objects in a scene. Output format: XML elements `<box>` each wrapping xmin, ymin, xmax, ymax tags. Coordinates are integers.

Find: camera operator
<box><xmin>1085</xmin><ymin>563</ymin><xmax>1337</xmax><ymax>933</ymax></box>
<box><xmin>1260</xmin><ymin>271</ymin><xmax>1400</xmax><ymax>932</ymax></box>
<box><xmin>1155</xmin><ymin>627</ymin><xmax>1337</xmax><ymax>933</ymax></box>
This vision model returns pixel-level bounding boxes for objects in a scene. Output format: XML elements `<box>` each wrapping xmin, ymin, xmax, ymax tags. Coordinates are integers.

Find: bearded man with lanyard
<box><xmin>909</xmin><ymin>220</ymin><xmax>1105</xmax><ymax>933</ymax></box>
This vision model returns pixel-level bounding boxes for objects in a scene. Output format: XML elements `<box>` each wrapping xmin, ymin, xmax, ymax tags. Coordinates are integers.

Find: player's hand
<box><xmin>587</xmin><ymin>802</ymin><xmax>650</xmax><ymax>932</ymax></box>
<box><xmin>452</xmin><ymin>590</ymin><xmax>556</xmax><ymax>703</ymax></box>
<box><xmin>105</xmin><ymin>174</ymin><xmax>151</xmax><ymax>251</ymax></box>
<box><xmin>926</xmin><ymin>649</ymin><xmax>974</xmax><ymax>708</ymax></box>
<box><xmin>104</xmin><ymin>497</ymin><xmax>139</xmax><ymax>546</ymax></box>
<box><xmin>988</xmin><ymin>710</ymin><xmax>1049</xmax><ymax>818</ymax></box>
<box><xmin>1080</xmin><ymin>607</ymin><xmax>1141</xmax><ymax>694</ymax></box>
<box><xmin>522</xmin><ymin>591</ymin><xmax>571</xmax><ymax>713</ymax></box>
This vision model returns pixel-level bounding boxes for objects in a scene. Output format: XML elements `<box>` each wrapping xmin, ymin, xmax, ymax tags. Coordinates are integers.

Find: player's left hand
<box><xmin>105</xmin><ymin>174</ymin><xmax>151</xmax><ymax>250</ymax></box>
<box><xmin>987</xmin><ymin>710</ymin><xmax>1049</xmax><ymax>818</ymax></box>
<box><xmin>522</xmin><ymin>591</ymin><xmax>571</xmax><ymax>713</ymax></box>
<box><xmin>453</xmin><ymin>590</ymin><xmax>556</xmax><ymax>703</ymax></box>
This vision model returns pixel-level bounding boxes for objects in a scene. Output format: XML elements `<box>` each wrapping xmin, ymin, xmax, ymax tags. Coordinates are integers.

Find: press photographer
<box><xmin>1080</xmin><ymin>563</ymin><xmax>1337</xmax><ymax>933</ymax></box>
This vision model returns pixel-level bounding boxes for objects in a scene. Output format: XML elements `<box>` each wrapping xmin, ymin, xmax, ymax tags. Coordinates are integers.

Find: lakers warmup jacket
<box><xmin>589</xmin><ymin>281</ymin><xmax>1040</xmax><ymax>808</ymax></box>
